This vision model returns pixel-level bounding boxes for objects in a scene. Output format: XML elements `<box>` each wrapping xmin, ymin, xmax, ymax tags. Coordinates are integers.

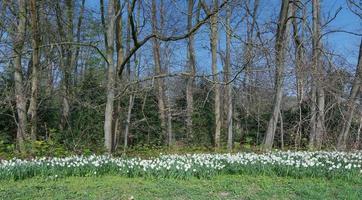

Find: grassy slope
<box><xmin>1</xmin><ymin>175</ymin><xmax>361</xmax><ymax>200</ymax></box>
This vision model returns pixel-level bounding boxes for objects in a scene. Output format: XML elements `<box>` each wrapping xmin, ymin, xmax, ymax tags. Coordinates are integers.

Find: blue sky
<box><xmin>86</xmin><ymin>0</ymin><xmax>361</xmax><ymax>69</ymax></box>
<box><xmin>322</xmin><ymin>0</ymin><xmax>361</xmax><ymax>65</ymax></box>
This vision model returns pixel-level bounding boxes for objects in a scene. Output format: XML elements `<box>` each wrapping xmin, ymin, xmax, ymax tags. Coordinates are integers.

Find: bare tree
<box><xmin>113</xmin><ymin>0</ymin><xmax>124</xmax><ymax>151</ymax></box>
<box><xmin>262</xmin><ymin>0</ymin><xmax>291</xmax><ymax>151</ymax></box>
<box><xmin>151</xmin><ymin>0</ymin><xmax>167</xmax><ymax>145</ymax></box>
<box><xmin>204</xmin><ymin>0</ymin><xmax>222</xmax><ymax>148</ymax></box>
<box><xmin>12</xmin><ymin>0</ymin><xmax>28</xmax><ymax>151</ymax></box>
<box><xmin>104</xmin><ymin>0</ymin><xmax>117</xmax><ymax>153</ymax></box>
<box><xmin>309</xmin><ymin>0</ymin><xmax>324</xmax><ymax>150</ymax></box>
<box><xmin>28</xmin><ymin>0</ymin><xmax>41</xmax><ymax>140</ymax></box>
<box><xmin>186</xmin><ymin>0</ymin><xmax>197</xmax><ymax>141</ymax></box>
<box><xmin>55</xmin><ymin>0</ymin><xmax>73</xmax><ymax>132</ymax></box>
<box><xmin>225</xmin><ymin>3</ymin><xmax>233</xmax><ymax>151</ymax></box>
<box><xmin>291</xmin><ymin>0</ymin><xmax>306</xmax><ymax>149</ymax></box>
<box><xmin>338</xmin><ymin>39</ymin><xmax>362</xmax><ymax>150</ymax></box>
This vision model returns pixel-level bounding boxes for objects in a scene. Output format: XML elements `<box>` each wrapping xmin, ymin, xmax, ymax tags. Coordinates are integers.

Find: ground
<box><xmin>1</xmin><ymin>174</ymin><xmax>361</xmax><ymax>200</ymax></box>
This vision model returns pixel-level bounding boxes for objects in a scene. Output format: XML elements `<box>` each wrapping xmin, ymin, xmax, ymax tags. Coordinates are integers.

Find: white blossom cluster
<box><xmin>1</xmin><ymin>151</ymin><xmax>362</xmax><ymax>180</ymax></box>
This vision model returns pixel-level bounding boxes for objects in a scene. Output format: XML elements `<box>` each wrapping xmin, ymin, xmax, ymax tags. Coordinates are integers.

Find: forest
<box><xmin>0</xmin><ymin>0</ymin><xmax>361</xmax><ymax>156</ymax></box>
<box><xmin>1</xmin><ymin>0</ymin><xmax>362</xmax><ymax>199</ymax></box>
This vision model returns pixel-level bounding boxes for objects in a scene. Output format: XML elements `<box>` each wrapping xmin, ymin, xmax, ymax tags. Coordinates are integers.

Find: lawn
<box><xmin>1</xmin><ymin>174</ymin><xmax>361</xmax><ymax>200</ymax></box>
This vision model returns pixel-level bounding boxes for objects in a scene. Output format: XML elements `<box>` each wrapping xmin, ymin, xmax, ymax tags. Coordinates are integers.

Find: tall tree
<box><xmin>28</xmin><ymin>0</ymin><xmax>41</xmax><ymax>140</ymax></box>
<box><xmin>104</xmin><ymin>0</ymin><xmax>117</xmax><ymax>153</ymax></box>
<box><xmin>186</xmin><ymin>0</ymin><xmax>197</xmax><ymax>141</ymax></box>
<box><xmin>262</xmin><ymin>0</ymin><xmax>290</xmax><ymax>150</ymax></box>
<box><xmin>55</xmin><ymin>0</ymin><xmax>73</xmax><ymax>132</ymax></box>
<box><xmin>100</xmin><ymin>0</ymin><xmax>108</xmax><ymax>50</ymax></box>
<box><xmin>202</xmin><ymin>0</ymin><xmax>222</xmax><ymax>148</ymax></box>
<box><xmin>12</xmin><ymin>0</ymin><xmax>28</xmax><ymax>151</ymax></box>
<box><xmin>151</xmin><ymin>0</ymin><xmax>167</xmax><ymax>144</ymax></box>
<box><xmin>73</xmin><ymin>0</ymin><xmax>86</xmax><ymax>84</ymax></box>
<box><xmin>225</xmin><ymin>3</ymin><xmax>233</xmax><ymax>151</ymax></box>
<box><xmin>338</xmin><ymin>39</ymin><xmax>362</xmax><ymax>150</ymax></box>
<box><xmin>113</xmin><ymin>0</ymin><xmax>124</xmax><ymax>150</ymax></box>
<box><xmin>291</xmin><ymin>0</ymin><xmax>306</xmax><ymax>149</ymax></box>
<box><xmin>309</xmin><ymin>0</ymin><xmax>324</xmax><ymax>150</ymax></box>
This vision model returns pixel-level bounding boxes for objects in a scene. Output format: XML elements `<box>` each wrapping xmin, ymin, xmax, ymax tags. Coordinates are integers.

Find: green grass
<box><xmin>1</xmin><ymin>174</ymin><xmax>361</xmax><ymax>200</ymax></box>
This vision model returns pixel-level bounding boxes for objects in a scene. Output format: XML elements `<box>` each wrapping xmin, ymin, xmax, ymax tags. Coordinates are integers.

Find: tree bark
<box><xmin>225</xmin><ymin>3</ymin><xmax>233</xmax><ymax>151</ymax></box>
<box><xmin>104</xmin><ymin>0</ymin><xmax>116</xmax><ymax>153</ymax></box>
<box><xmin>151</xmin><ymin>0</ymin><xmax>167</xmax><ymax>144</ymax></box>
<box><xmin>73</xmin><ymin>0</ymin><xmax>86</xmax><ymax>85</ymax></box>
<box><xmin>186</xmin><ymin>0</ymin><xmax>196</xmax><ymax>141</ymax></box>
<box><xmin>55</xmin><ymin>0</ymin><xmax>73</xmax><ymax>132</ymax></box>
<box><xmin>123</xmin><ymin>0</ymin><xmax>140</xmax><ymax>151</ymax></box>
<box><xmin>100</xmin><ymin>0</ymin><xmax>108</xmax><ymax>50</ymax></box>
<box><xmin>310</xmin><ymin>0</ymin><xmax>324</xmax><ymax>150</ymax></box>
<box><xmin>28</xmin><ymin>0</ymin><xmax>41</xmax><ymax>140</ymax></box>
<box><xmin>262</xmin><ymin>0</ymin><xmax>290</xmax><ymax>151</ymax></box>
<box><xmin>209</xmin><ymin>0</ymin><xmax>221</xmax><ymax>149</ymax></box>
<box><xmin>12</xmin><ymin>0</ymin><xmax>28</xmax><ymax>152</ymax></box>
<box><xmin>337</xmin><ymin>39</ymin><xmax>362</xmax><ymax>150</ymax></box>
<box><xmin>291</xmin><ymin>1</ymin><xmax>305</xmax><ymax>149</ymax></box>
<box><xmin>113</xmin><ymin>0</ymin><xmax>124</xmax><ymax>151</ymax></box>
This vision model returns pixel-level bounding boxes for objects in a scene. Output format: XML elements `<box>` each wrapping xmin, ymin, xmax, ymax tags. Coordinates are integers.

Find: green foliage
<box><xmin>1</xmin><ymin>174</ymin><xmax>362</xmax><ymax>199</ymax></box>
<box><xmin>130</xmin><ymin>90</ymin><xmax>163</xmax><ymax>145</ymax></box>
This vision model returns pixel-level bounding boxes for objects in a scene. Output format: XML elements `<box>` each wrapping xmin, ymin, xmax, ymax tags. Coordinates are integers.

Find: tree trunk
<box><xmin>280</xmin><ymin>110</ymin><xmax>284</xmax><ymax>150</ymax></box>
<box><xmin>338</xmin><ymin>39</ymin><xmax>362</xmax><ymax>150</ymax></box>
<box><xmin>210</xmin><ymin>0</ymin><xmax>221</xmax><ymax>149</ymax></box>
<box><xmin>104</xmin><ymin>0</ymin><xmax>116</xmax><ymax>153</ymax></box>
<box><xmin>55</xmin><ymin>0</ymin><xmax>73</xmax><ymax>132</ymax></box>
<box><xmin>151</xmin><ymin>0</ymin><xmax>167</xmax><ymax>144</ymax></box>
<box><xmin>100</xmin><ymin>0</ymin><xmax>108</xmax><ymax>50</ymax></box>
<box><xmin>262</xmin><ymin>0</ymin><xmax>290</xmax><ymax>151</ymax></box>
<box><xmin>113</xmin><ymin>0</ymin><xmax>123</xmax><ymax>151</ymax></box>
<box><xmin>123</xmin><ymin>0</ymin><xmax>140</xmax><ymax>150</ymax></box>
<box><xmin>309</xmin><ymin>83</ymin><xmax>317</xmax><ymax>148</ymax></box>
<box><xmin>124</xmin><ymin>95</ymin><xmax>134</xmax><ymax>151</ymax></box>
<box><xmin>73</xmin><ymin>0</ymin><xmax>86</xmax><ymax>85</ymax></box>
<box><xmin>186</xmin><ymin>0</ymin><xmax>196</xmax><ymax>141</ymax></box>
<box><xmin>310</xmin><ymin>0</ymin><xmax>324</xmax><ymax>150</ymax></box>
<box><xmin>28</xmin><ymin>0</ymin><xmax>41</xmax><ymax>140</ymax></box>
<box><xmin>167</xmin><ymin>95</ymin><xmax>174</xmax><ymax>146</ymax></box>
<box><xmin>225</xmin><ymin>3</ymin><xmax>233</xmax><ymax>151</ymax></box>
<box><xmin>12</xmin><ymin>0</ymin><xmax>28</xmax><ymax>152</ymax></box>
<box><xmin>291</xmin><ymin>2</ymin><xmax>305</xmax><ymax>149</ymax></box>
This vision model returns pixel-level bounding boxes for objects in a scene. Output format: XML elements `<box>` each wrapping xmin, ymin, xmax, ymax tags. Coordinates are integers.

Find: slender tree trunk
<box><xmin>309</xmin><ymin>83</ymin><xmax>317</xmax><ymax>148</ymax></box>
<box><xmin>262</xmin><ymin>0</ymin><xmax>290</xmax><ymax>151</ymax></box>
<box><xmin>186</xmin><ymin>0</ymin><xmax>196</xmax><ymax>141</ymax></box>
<box><xmin>113</xmin><ymin>0</ymin><xmax>123</xmax><ymax>151</ymax></box>
<box><xmin>310</xmin><ymin>0</ymin><xmax>324</xmax><ymax>150</ymax></box>
<box><xmin>100</xmin><ymin>0</ymin><xmax>108</xmax><ymax>50</ymax></box>
<box><xmin>167</xmin><ymin>95</ymin><xmax>173</xmax><ymax>146</ymax></box>
<box><xmin>280</xmin><ymin>110</ymin><xmax>284</xmax><ymax>150</ymax></box>
<box><xmin>123</xmin><ymin>0</ymin><xmax>140</xmax><ymax>150</ymax></box>
<box><xmin>244</xmin><ymin>0</ymin><xmax>259</xmax><ymax>116</ymax></box>
<box><xmin>73</xmin><ymin>0</ymin><xmax>86</xmax><ymax>85</ymax></box>
<box><xmin>28</xmin><ymin>0</ymin><xmax>41</xmax><ymax>140</ymax></box>
<box><xmin>13</xmin><ymin>0</ymin><xmax>27</xmax><ymax>152</ymax></box>
<box><xmin>104</xmin><ymin>0</ymin><xmax>116</xmax><ymax>153</ymax></box>
<box><xmin>56</xmin><ymin>0</ymin><xmax>73</xmax><ymax>132</ymax></box>
<box><xmin>209</xmin><ymin>0</ymin><xmax>221</xmax><ymax>149</ymax></box>
<box><xmin>124</xmin><ymin>95</ymin><xmax>134</xmax><ymax>151</ymax></box>
<box><xmin>291</xmin><ymin>2</ymin><xmax>305</xmax><ymax>149</ymax></box>
<box><xmin>151</xmin><ymin>0</ymin><xmax>167</xmax><ymax>144</ymax></box>
<box><xmin>225</xmin><ymin>4</ymin><xmax>233</xmax><ymax>151</ymax></box>
<box><xmin>338</xmin><ymin>39</ymin><xmax>362</xmax><ymax>150</ymax></box>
